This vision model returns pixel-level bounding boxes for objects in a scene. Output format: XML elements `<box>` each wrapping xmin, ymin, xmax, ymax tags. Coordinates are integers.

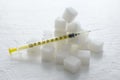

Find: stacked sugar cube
<box><xmin>26</xmin><ymin>7</ymin><xmax>104</xmax><ymax>73</ymax></box>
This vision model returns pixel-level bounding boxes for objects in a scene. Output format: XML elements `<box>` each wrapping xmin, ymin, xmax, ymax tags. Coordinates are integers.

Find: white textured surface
<box><xmin>0</xmin><ymin>0</ymin><xmax>120</xmax><ymax>80</ymax></box>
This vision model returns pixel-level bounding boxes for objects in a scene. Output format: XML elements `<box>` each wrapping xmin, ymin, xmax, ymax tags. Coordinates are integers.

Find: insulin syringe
<box><xmin>8</xmin><ymin>31</ymin><xmax>90</xmax><ymax>55</ymax></box>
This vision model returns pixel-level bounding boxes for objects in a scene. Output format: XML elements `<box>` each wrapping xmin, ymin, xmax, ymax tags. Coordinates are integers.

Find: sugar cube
<box><xmin>66</xmin><ymin>22</ymin><xmax>81</xmax><ymax>32</ymax></box>
<box><xmin>55</xmin><ymin>40</ymin><xmax>66</xmax><ymax>49</ymax></box>
<box><xmin>41</xmin><ymin>45</ymin><xmax>55</xmax><ymax>61</ymax></box>
<box><xmin>79</xmin><ymin>42</ymin><xmax>89</xmax><ymax>50</ymax></box>
<box><xmin>27</xmin><ymin>46</ymin><xmax>40</xmax><ymax>57</ymax></box>
<box><xmin>78</xmin><ymin>31</ymin><xmax>89</xmax><ymax>43</ymax></box>
<box><xmin>77</xmin><ymin>50</ymin><xmax>90</xmax><ymax>65</ymax></box>
<box><xmin>78</xmin><ymin>31</ymin><xmax>89</xmax><ymax>50</ymax></box>
<box><xmin>64</xmin><ymin>56</ymin><xmax>81</xmax><ymax>73</ymax></box>
<box><xmin>54</xmin><ymin>30</ymin><xmax>68</xmax><ymax>50</ymax></box>
<box><xmin>63</xmin><ymin>7</ymin><xmax>78</xmax><ymax>22</ymax></box>
<box><xmin>88</xmin><ymin>39</ymin><xmax>104</xmax><ymax>53</ymax></box>
<box><xmin>26</xmin><ymin>39</ymin><xmax>40</xmax><ymax>58</ymax></box>
<box><xmin>70</xmin><ymin>44</ymin><xmax>79</xmax><ymax>56</ymax></box>
<box><xmin>55</xmin><ymin>17</ymin><xmax>66</xmax><ymax>31</ymax></box>
<box><xmin>55</xmin><ymin>51</ymin><xmax>69</xmax><ymax>64</ymax></box>
<box><xmin>60</xmin><ymin>43</ymin><xmax>71</xmax><ymax>51</ymax></box>
<box><xmin>54</xmin><ymin>30</ymin><xmax>66</xmax><ymax>37</ymax></box>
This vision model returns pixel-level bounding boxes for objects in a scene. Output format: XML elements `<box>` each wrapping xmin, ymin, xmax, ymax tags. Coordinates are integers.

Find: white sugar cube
<box><xmin>70</xmin><ymin>44</ymin><xmax>79</xmax><ymax>56</ymax></box>
<box><xmin>41</xmin><ymin>45</ymin><xmax>55</xmax><ymax>61</ymax></box>
<box><xmin>26</xmin><ymin>39</ymin><xmax>40</xmax><ymax>58</ymax></box>
<box><xmin>88</xmin><ymin>39</ymin><xmax>104</xmax><ymax>53</ymax></box>
<box><xmin>64</xmin><ymin>56</ymin><xmax>81</xmax><ymax>73</ymax></box>
<box><xmin>55</xmin><ymin>43</ymin><xmax>71</xmax><ymax>52</ymax></box>
<box><xmin>27</xmin><ymin>46</ymin><xmax>40</xmax><ymax>57</ymax></box>
<box><xmin>78</xmin><ymin>31</ymin><xmax>89</xmax><ymax>43</ymax></box>
<box><xmin>54</xmin><ymin>29</ymin><xmax>67</xmax><ymax>47</ymax></box>
<box><xmin>78</xmin><ymin>31</ymin><xmax>89</xmax><ymax>50</ymax></box>
<box><xmin>63</xmin><ymin>7</ymin><xmax>78</xmax><ymax>22</ymax></box>
<box><xmin>66</xmin><ymin>22</ymin><xmax>82</xmax><ymax>44</ymax></box>
<box><xmin>79</xmin><ymin>42</ymin><xmax>89</xmax><ymax>50</ymax></box>
<box><xmin>78</xmin><ymin>40</ymin><xmax>89</xmax><ymax>50</ymax></box>
<box><xmin>77</xmin><ymin>50</ymin><xmax>91</xmax><ymax>65</ymax></box>
<box><xmin>55</xmin><ymin>17</ymin><xmax>66</xmax><ymax>31</ymax></box>
<box><xmin>55</xmin><ymin>40</ymin><xmax>66</xmax><ymax>49</ymax></box>
<box><xmin>66</xmin><ymin>22</ymin><xmax>81</xmax><ymax>32</ymax></box>
<box><xmin>54</xmin><ymin>30</ymin><xmax>66</xmax><ymax>37</ymax></box>
<box><xmin>54</xmin><ymin>30</ymin><xmax>68</xmax><ymax>50</ymax></box>
<box><xmin>55</xmin><ymin>51</ymin><xmax>69</xmax><ymax>64</ymax></box>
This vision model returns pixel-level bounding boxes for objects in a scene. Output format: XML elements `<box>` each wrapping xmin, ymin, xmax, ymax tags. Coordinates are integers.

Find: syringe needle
<box><xmin>8</xmin><ymin>32</ymin><xmax>81</xmax><ymax>55</ymax></box>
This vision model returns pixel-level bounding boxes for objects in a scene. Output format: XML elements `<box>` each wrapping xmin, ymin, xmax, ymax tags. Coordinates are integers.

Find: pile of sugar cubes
<box><xmin>27</xmin><ymin>7</ymin><xmax>104</xmax><ymax>73</ymax></box>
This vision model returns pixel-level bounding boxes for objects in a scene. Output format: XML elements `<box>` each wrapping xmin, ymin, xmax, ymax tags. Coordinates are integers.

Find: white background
<box><xmin>0</xmin><ymin>0</ymin><xmax>120</xmax><ymax>80</ymax></box>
